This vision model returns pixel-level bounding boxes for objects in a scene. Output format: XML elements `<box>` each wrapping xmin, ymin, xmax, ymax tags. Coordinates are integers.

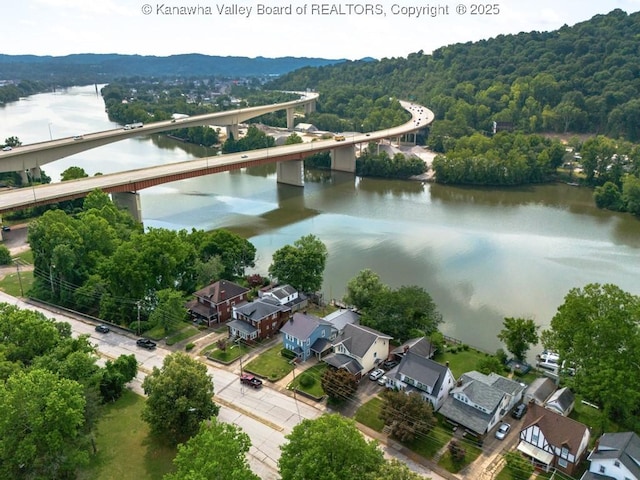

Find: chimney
<box><xmin>220</xmin><ymin>290</ymin><xmax>226</xmax><ymax>300</ymax></box>
<box><xmin>403</xmin><ymin>345</ymin><xmax>410</xmax><ymax>354</ymax></box>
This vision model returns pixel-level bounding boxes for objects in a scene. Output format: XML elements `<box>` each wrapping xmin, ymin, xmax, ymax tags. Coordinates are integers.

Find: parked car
<box><xmin>2</xmin><ymin>225</ymin><xmax>10</xmax><ymax>232</ymax></box>
<box><xmin>95</xmin><ymin>324</ymin><xmax>110</xmax><ymax>333</ymax></box>
<box><xmin>136</xmin><ymin>338</ymin><xmax>157</xmax><ymax>349</ymax></box>
<box><xmin>495</xmin><ymin>422</ymin><xmax>511</xmax><ymax>440</ymax></box>
<box><xmin>512</xmin><ymin>403</ymin><xmax>527</xmax><ymax>419</ymax></box>
<box><xmin>377</xmin><ymin>375</ymin><xmax>388</xmax><ymax>386</ymax></box>
<box><xmin>240</xmin><ymin>373</ymin><xmax>263</xmax><ymax>389</ymax></box>
<box><xmin>369</xmin><ymin>368</ymin><xmax>385</xmax><ymax>381</ymax></box>
<box><xmin>382</xmin><ymin>360</ymin><xmax>398</xmax><ymax>370</ymax></box>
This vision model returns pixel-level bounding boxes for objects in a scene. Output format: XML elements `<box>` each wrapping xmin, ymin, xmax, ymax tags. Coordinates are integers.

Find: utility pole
<box><xmin>15</xmin><ymin>260</ymin><xmax>24</xmax><ymax>297</ymax></box>
<box><xmin>49</xmin><ymin>264</ymin><xmax>55</xmax><ymax>294</ymax></box>
<box><xmin>136</xmin><ymin>301</ymin><xmax>141</xmax><ymax>335</ymax></box>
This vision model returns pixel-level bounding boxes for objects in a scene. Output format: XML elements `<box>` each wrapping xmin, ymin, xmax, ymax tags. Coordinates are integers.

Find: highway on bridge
<box><xmin>0</xmin><ymin>100</ymin><xmax>433</xmax><ymax>215</ymax></box>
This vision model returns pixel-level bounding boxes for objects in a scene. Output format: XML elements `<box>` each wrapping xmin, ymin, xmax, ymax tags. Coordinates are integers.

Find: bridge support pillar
<box><xmin>18</xmin><ymin>170</ymin><xmax>28</xmax><ymax>185</ymax></box>
<box><xmin>304</xmin><ymin>100</ymin><xmax>316</xmax><ymax>115</ymax></box>
<box><xmin>286</xmin><ymin>107</ymin><xmax>295</xmax><ymax>130</ymax></box>
<box><xmin>226</xmin><ymin>124</ymin><xmax>239</xmax><ymax>141</ymax></box>
<box><xmin>29</xmin><ymin>166</ymin><xmax>42</xmax><ymax>181</ymax></box>
<box><xmin>276</xmin><ymin>160</ymin><xmax>304</xmax><ymax>187</ymax></box>
<box><xmin>112</xmin><ymin>191</ymin><xmax>143</xmax><ymax>224</ymax></box>
<box><xmin>330</xmin><ymin>145</ymin><xmax>356</xmax><ymax>173</ymax></box>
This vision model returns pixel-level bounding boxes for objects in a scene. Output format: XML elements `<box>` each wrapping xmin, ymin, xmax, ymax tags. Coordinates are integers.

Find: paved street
<box><xmin>0</xmin><ymin>289</ymin><xmax>445</xmax><ymax>479</ymax></box>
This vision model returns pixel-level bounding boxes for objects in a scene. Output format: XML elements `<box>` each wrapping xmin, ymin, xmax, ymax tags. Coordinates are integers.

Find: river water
<box><xmin>2</xmin><ymin>85</ymin><xmax>640</xmax><ymax>356</ymax></box>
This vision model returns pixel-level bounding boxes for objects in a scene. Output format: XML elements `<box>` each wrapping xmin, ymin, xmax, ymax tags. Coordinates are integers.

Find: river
<box><xmin>2</xmin><ymin>85</ymin><xmax>640</xmax><ymax>356</ymax></box>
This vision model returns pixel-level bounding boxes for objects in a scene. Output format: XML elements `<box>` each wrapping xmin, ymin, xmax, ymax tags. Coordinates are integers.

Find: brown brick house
<box><xmin>186</xmin><ymin>280</ymin><xmax>250</xmax><ymax>326</ymax></box>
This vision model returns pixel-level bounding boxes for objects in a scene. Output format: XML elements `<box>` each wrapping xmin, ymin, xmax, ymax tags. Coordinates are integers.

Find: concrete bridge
<box><xmin>0</xmin><ymin>91</ymin><xmax>319</xmax><ymax>178</ymax></box>
<box><xmin>0</xmin><ymin>100</ymin><xmax>433</xmax><ymax>223</ymax></box>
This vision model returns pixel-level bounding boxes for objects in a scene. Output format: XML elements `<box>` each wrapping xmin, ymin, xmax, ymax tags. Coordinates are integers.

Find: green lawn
<box><xmin>405</xmin><ymin>422</ymin><xmax>453</xmax><ymax>459</ymax></box>
<box><xmin>244</xmin><ymin>343</ymin><xmax>294</xmax><ymax>381</ymax></box>
<box><xmin>437</xmin><ymin>440</ymin><xmax>483</xmax><ymax>473</ymax></box>
<box><xmin>79</xmin><ymin>390</ymin><xmax>176</xmax><ymax>480</ymax></box>
<box><xmin>570</xmin><ymin>394</ymin><xmax>621</xmax><ymax>440</ymax></box>
<box><xmin>436</xmin><ymin>347</ymin><xmax>488</xmax><ymax>378</ymax></box>
<box><xmin>206</xmin><ymin>343</ymin><xmax>251</xmax><ymax>362</ymax></box>
<box><xmin>290</xmin><ymin>363</ymin><xmax>327</xmax><ymax>397</ymax></box>
<box><xmin>354</xmin><ymin>396</ymin><xmax>385</xmax><ymax>432</ymax></box>
<box><xmin>15</xmin><ymin>249</ymin><xmax>34</xmax><ymax>263</ymax></box>
<box><xmin>165</xmin><ymin>325</ymin><xmax>200</xmax><ymax>345</ymax></box>
<box><xmin>0</xmin><ymin>268</ymin><xmax>34</xmax><ymax>296</ymax></box>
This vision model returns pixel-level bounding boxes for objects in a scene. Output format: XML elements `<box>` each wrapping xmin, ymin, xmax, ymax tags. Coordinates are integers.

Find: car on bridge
<box><xmin>241</xmin><ymin>154</ymin><xmax>248</xmax><ymax>159</ymax></box>
<box><xmin>2</xmin><ymin>146</ymin><xmax>12</xmax><ymax>151</ymax></box>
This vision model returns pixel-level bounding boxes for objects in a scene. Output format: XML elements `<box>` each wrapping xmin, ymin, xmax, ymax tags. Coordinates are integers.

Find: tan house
<box><xmin>186</xmin><ymin>280</ymin><xmax>249</xmax><ymax>326</ymax></box>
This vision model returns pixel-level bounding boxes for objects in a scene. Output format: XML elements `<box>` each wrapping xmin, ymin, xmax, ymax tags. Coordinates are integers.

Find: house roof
<box><xmin>310</xmin><ymin>337</ymin><xmax>333</xmax><ymax>354</ymax></box>
<box><xmin>185</xmin><ymin>298</ymin><xmax>214</xmax><ymax>318</ymax></box>
<box><xmin>234</xmin><ymin>297</ymin><xmax>288</xmax><ymax>321</ymax></box>
<box><xmin>544</xmin><ymin>387</ymin><xmax>575</xmax><ymax>415</ymax></box>
<box><xmin>394</xmin><ymin>350</ymin><xmax>450</xmax><ymax>393</ymax></box>
<box><xmin>456</xmin><ymin>374</ymin><xmax>505</xmax><ymax>413</ymax></box>
<box><xmin>331</xmin><ymin>323</ymin><xmax>392</xmax><ymax>359</ymax></box>
<box><xmin>262</xmin><ymin>284</ymin><xmax>297</xmax><ymax>300</ymax></box>
<box><xmin>463</xmin><ymin>371</ymin><xmax>526</xmax><ymax>399</ymax></box>
<box><xmin>391</xmin><ymin>337</ymin><xmax>434</xmax><ymax>358</ymax></box>
<box><xmin>438</xmin><ymin>395</ymin><xmax>495</xmax><ymax>435</ymax></box>
<box><xmin>227</xmin><ymin>319</ymin><xmax>257</xmax><ymax>335</ymax></box>
<box><xmin>279</xmin><ymin>312</ymin><xmax>332</xmax><ymax>340</ymax></box>
<box><xmin>323</xmin><ymin>309</ymin><xmax>360</xmax><ymax>332</ymax></box>
<box><xmin>588</xmin><ymin>432</ymin><xmax>640</xmax><ymax>479</ymax></box>
<box><xmin>521</xmin><ymin>403</ymin><xmax>589</xmax><ymax>457</ymax></box>
<box><xmin>524</xmin><ymin>377</ymin><xmax>556</xmax><ymax>404</ymax></box>
<box><xmin>323</xmin><ymin>353</ymin><xmax>363</xmax><ymax>375</ymax></box>
<box><xmin>193</xmin><ymin>280</ymin><xmax>249</xmax><ymax>304</ymax></box>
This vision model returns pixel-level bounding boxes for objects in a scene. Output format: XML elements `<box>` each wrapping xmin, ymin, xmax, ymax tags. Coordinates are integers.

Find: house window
<box><xmin>561</xmin><ymin>447</ymin><xmax>569</xmax><ymax>458</ymax></box>
<box><xmin>614</xmin><ymin>461</ymin><xmax>620</xmax><ymax>467</ymax></box>
<box><xmin>599</xmin><ymin>466</ymin><xmax>605</xmax><ymax>474</ymax></box>
<box><xmin>558</xmin><ymin>459</ymin><xmax>568</xmax><ymax>468</ymax></box>
<box><xmin>532</xmin><ymin>434</ymin><xmax>539</xmax><ymax>443</ymax></box>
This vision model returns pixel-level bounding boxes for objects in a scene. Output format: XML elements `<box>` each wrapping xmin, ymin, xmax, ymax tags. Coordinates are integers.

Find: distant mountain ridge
<box><xmin>0</xmin><ymin>53</ymin><xmax>348</xmax><ymax>81</ymax></box>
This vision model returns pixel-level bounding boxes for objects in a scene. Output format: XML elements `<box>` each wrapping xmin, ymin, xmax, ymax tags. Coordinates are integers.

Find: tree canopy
<box><xmin>497</xmin><ymin>317</ymin><xmax>539</xmax><ymax>362</ymax></box>
<box><xmin>268</xmin><ymin>234</ymin><xmax>328</xmax><ymax>293</ymax></box>
<box><xmin>541</xmin><ymin>283</ymin><xmax>640</xmax><ymax>430</ymax></box>
<box><xmin>142</xmin><ymin>352</ymin><xmax>219</xmax><ymax>443</ymax></box>
<box><xmin>380</xmin><ymin>390</ymin><xmax>437</xmax><ymax>443</ymax></box>
<box><xmin>278</xmin><ymin>414</ymin><xmax>384</xmax><ymax>480</ymax></box>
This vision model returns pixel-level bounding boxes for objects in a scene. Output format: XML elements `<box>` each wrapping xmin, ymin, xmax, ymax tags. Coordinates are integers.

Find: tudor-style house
<box><xmin>186</xmin><ymin>280</ymin><xmax>250</xmax><ymax>326</ymax></box>
<box><xmin>518</xmin><ymin>403</ymin><xmax>590</xmax><ymax>476</ymax></box>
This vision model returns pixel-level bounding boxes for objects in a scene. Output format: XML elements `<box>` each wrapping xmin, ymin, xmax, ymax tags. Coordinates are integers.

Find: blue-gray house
<box><xmin>280</xmin><ymin>312</ymin><xmax>337</xmax><ymax>362</ymax></box>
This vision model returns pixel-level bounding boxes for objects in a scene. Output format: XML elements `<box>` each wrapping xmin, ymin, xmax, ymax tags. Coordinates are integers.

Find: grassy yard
<box><xmin>244</xmin><ymin>343</ymin><xmax>295</xmax><ymax>381</ymax></box>
<box><xmin>437</xmin><ymin>440</ymin><xmax>483</xmax><ymax>473</ymax></box>
<box><xmin>0</xmin><ymin>267</ymin><xmax>34</xmax><ymax>296</ymax></box>
<box><xmin>205</xmin><ymin>343</ymin><xmax>251</xmax><ymax>362</ymax></box>
<box><xmin>289</xmin><ymin>362</ymin><xmax>327</xmax><ymax>398</ymax></box>
<box><xmin>79</xmin><ymin>390</ymin><xmax>176</xmax><ymax>480</ymax></box>
<box><xmin>435</xmin><ymin>347</ymin><xmax>489</xmax><ymax>379</ymax></box>
<box><xmin>165</xmin><ymin>325</ymin><xmax>200</xmax><ymax>345</ymax></box>
<box><xmin>354</xmin><ymin>396</ymin><xmax>385</xmax><ymax>432</ymax></box>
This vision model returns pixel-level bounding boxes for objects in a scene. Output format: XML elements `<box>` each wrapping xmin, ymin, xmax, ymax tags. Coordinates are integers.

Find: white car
<box><xmin>369</xmin><ymin>368</ymin><xmax>385</xmax><ymax>381</ymax></box>
<box><xmin>2</xmin><ymin>146</ymin><xmax>12</xmax><ymax>151</ymax></box>
<box><xmin>495</xmin><ymin>422</ymin><xmax>511</xmax><ymax>440</ymax></box>
<box><xmin>377</xmin><ymin>375</ymin><xmax>388</xmax><ymax>386</ymax></box>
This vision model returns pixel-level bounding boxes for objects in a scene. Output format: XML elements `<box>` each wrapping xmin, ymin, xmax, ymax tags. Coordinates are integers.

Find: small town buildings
<box><xmin>280</xmin><ymin>312</ymin><xmax>337</xmax><ymax>362</ymax></box>
<box><xmin>523</xmin><ymin>377</ymin><xmax>557</xmax><ymax>406</ymax></box>
<box><xmin>386</xmin><ymin>349</ymin><xmax>455</xmax><ymax>410</ymax></box>
<box><xmin>544</xmin><ymin>386</ymin><xmax>575</xmax><ymax>416</ymax></box>
<box><xmin>322</xmin><ymin>308</ymin><xmax>360</xmax><ymax>334</ymax></box>
<box><xmin>518</xmin><ymin>403</ymin><xmax>590</xmax><ymax>476</ymax></box>
<box><xmin>438</xmin><ymin>371</ymin><xmax>525</xmax><ymax>437</ymax></box>
<box><xmin>186</xmin><ymin>280</ymin><xmax>250</xmax><ymax>326</ymax></box>
<box><xmin>581</xmin><ymin>432</ymin><xmax>640</xmax><ymax>480</ymax></box>
<box><xmin>323</xmin><ymin>323</ymin><xmax>392</xmax><ymax>379</ymax></box>
<box><xmin>258</xmin><ymin>284</ymin><xmax>307</xmax><ymax>313</ymax></box>
<box><xmin>228</xmin><ymin>297</ymin><xmax>291</xmax><ymax>341</ymax></box>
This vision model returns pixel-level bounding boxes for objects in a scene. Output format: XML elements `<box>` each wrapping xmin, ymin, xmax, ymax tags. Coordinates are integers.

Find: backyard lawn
<box><xmin>78</xmin><ymin>390</ymin><xmax>176</xmax><ymax>480</ymax></box>
<box><xmin>244</xmin><ymin>343</ymin><xmax>295</xmax><ymax>381</ymax></box>
<box><xmin>289</xmin><ymin>362</ymin><xmax>327</xmax><ymax>398</ymax></box>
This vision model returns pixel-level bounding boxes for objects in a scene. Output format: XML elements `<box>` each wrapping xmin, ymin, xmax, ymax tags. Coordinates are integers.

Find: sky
<box><xmin>2</xmin><ymin>0</ymin><xmax>640</xmax><ymax>60</ymax></box>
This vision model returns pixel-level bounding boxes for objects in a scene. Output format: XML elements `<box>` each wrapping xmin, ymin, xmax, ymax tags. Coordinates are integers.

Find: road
<box><xmin>0</xmin><ymin>289</ymin><xmax>444</xmax><ymax>479</ymax></box>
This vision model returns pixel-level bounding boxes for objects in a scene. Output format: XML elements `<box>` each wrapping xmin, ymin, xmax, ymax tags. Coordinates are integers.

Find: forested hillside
<box><xmin>268</xmin><ymin>9</ymin><xmax>640</xmax><ymax>143</ymax></box>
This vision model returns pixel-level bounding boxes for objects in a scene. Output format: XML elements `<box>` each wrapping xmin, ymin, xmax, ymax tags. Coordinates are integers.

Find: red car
<box><xmin>240</xmin><ymin>373</ymin><xmax>263</xmax><ymax>389</ymax></box>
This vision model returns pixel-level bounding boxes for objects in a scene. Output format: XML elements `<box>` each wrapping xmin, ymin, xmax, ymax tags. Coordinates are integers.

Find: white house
<box><xmin>518</xmin><ymin>403</ymin><xmax>590</xmax><ymax>477</ymax></box>
<box><xmin>258</xmin><ymin>284</ymin><xmax>307</xmax><ymax>312</ymax></box>
<box><xmin>387</xmin><ymin>350</ymin><xmax>455</xmax><ymax>410</ymax></box>
<box><xmin>323</xmin><ymin>323</ymin><xmax>392</xmax><ymax>379</ymax></box>
<box><xmin>581</xmin><ymin>432</ymin><xmax>640</xmax><ymax>480</ymax></box>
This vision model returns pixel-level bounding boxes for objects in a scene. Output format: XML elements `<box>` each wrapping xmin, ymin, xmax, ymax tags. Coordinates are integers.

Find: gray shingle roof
<box><xmin>544</xmin><ymin>387</ymin><xmax>575</xmax><ymax>414</ymax></box>
<box><xmin>279</xmin><ymin>312</ymin><xmax>331</xmax><ymax>340</ymax></box>
<box><xmin>391</xmin><ymin>337</ymin><xmax>434</xmax><ymax>358</ymax></box>
<box><xmin>234</xmin><ymin>297</ymin><xmax>287</xmax><ymax>321</ymax></box>
<box><xmin>438</xmin><ymin>395</ymin><xmax>494</xmax><ymax>435</ymax></box>
<box><xmin>524</xmin><ymin>377</ymin><xmax>556</xmax><ymax>405</ymax></box>
<box><xmin>589</xmin><ymin>432</ymin><xmax>640</xmax><ymax>479</ymax></box>
<box><xmin>227</xmin><ymin>319</ymin><xmax>257</xmax><ymax>335</ymax></box>
<box><xmin>331</xmin><ymin>323</ymin><xmax>392</xmax><ymax>359</ymax></box>
<box><xmin>396</xmin><ymin>350</ymin><xmax>449</xmax><ymax>393</ymax></box>
<box><xmin>323</xmin><ymin>353</ymin><xmax>363</xmax><ymax>375</ymax></box>
<box><xmin>323</xmin><ymin>309</ymin><xmax>360</xmax><ymax>332</ymax></box>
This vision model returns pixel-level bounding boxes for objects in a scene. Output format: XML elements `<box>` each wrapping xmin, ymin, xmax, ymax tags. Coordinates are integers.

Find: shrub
<box><xmin>185</xmin><ymin>342</ymin><xmax>195</xmax><ymax>351</ymax></box>
<box><xmin>299</xmin><ymin>372</ymin><xmax>315</xmax><ymax>388</ymax></box>
<box><xmin>495</xmin><ymin>348</ymin><xmax>508</xmax><ymax>365</ymax></box>
<box><xmin>449</xmin><ymin>439</ymin><xmax>466</xmax><ymax>464</ymax></box>
<box><xmin>281</xmin><ymin>348</ymin><xmax>297</xmax><ymax>360</ymax></box>
<box><xmin>461</xmin><ymin>344</ymin><xmax>469</xmax><ymax>351</ymax></box>
<box><xmin>450</xmin><ymin>347</ymin><xmax>458</xmax><ymax>354</ymax></box>
<box><xmin>0</xmin><ymin>245</ymin><xmax>11</xmax><ymax>265</ymax></box>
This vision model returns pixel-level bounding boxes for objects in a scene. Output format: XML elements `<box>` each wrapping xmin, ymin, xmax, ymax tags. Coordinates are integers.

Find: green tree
<box><xmin>542</xmin><ymin>284</ymin><xmax>640</xmax><ymax>429</ymax></box>
<box><xmin>0</xmin><ymin>369</ymin><xmax>88</xmax><ymax>480</ymax></box>
<box><xmin>0</xmin><ymin>244</ymin><xmax>11</xmax><ymax>265</ymax></box>
<box><xmin>100</xmin><ymin>354</ymin><xmax>138</xmax><ymax>403</ymax></box>
<box><xmin>269</xmin><ymin>234</ymin><xmax>328</xmax><ymax>293</ymax></box>
<box><xmin>379</xmin><ymin>390</ymin><xmax>436</xmax><ymax>443</ymax></box>
<box><xmin>164</xmin><ymin>418</ymin><xmax>259</xmax><ymax>480</ymax></box>
<box><xmin>361</xmin><ymin>285</ymin><xmax>442</xmax><ymax>343</ymax></box>
<box><xmin>497</xmin><ymin>317</ymin><xmax>539</xmax><ymax>362</ymax></box>
<box><xmin>594</xmin><ymin>181</ymin><xmax>623</xmax><ymax>211</ymax></box>
<box><xmin>343</xmin><ymin>269</ymin><xmax>388</xmax><ymax>310</ymax></box>
<box><xmin>622</xmin><ymin>174</ymin><xmax>640</xmax><ymax>215</ymax></box>
<box><xmin>366</xmin><ymin>459</ymin><xmax>428</xmax><ymax>480</ymax></box>
<box><xmin>320</xmin><ymin>368</ymin><xmax>358</xmax><ymax>403</ymax></box>
<box><xmin>476</xmin><ymin>355</ymin><xmax>505</xmax><ymax>375</ymax></box>
<box><xmin>195</xmin><ymin>229</ymin><xmax>256</xmax><ymax>279</ymax></box>
<box><xmin>284</xmin><ymin>132</ymin><xmax>303</xmax><ymax>144</ymax></box>
<box><xmin>278</xmin><ymin>414</ymin><xmax>384</xmax><ymax>480</ymax></box>
<box><xmin>149</xmin><ymin>288</ymin><xmax>187</xmax><ymax>334</ymax></box>
<box><xmin>60</xmin><ymin>166</ymin><xmax>89</xmax><ymax>181</ymax></box>
<box><xmin>142</xmin><ymin>352</ymin><xmax>219</xmax><ymax>443</ymax></box>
